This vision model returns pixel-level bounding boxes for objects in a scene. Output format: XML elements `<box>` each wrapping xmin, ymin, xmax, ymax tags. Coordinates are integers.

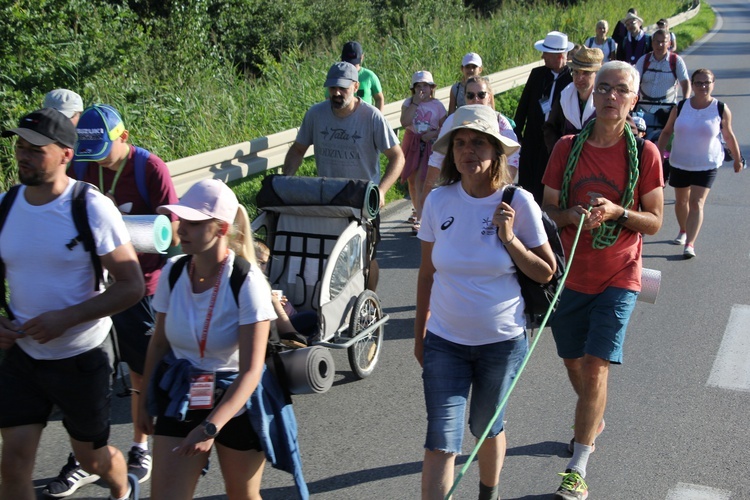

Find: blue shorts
<box><xmin>422</xmin><ymin>331</ymin><xmax>528</xmax><ymax>454</ymax></box>
<box><xmin>550</xmin><ymin>287</ymin><xmax>638</xmax><ymax>364</ymax></box>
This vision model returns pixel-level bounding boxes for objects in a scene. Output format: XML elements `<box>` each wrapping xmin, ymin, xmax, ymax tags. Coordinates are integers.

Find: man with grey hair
<box><xmin>283</xmin><ymin>61</ymin><xmax>404</xmax><ymax>290</ymax></box>
<box><xmin>43</xmin><ymin>89</ymin><xmax>84</xmax><ymax>125</ymax></box>
<box><xmin>542</xmin><ymin>61</ymin><xmax>663</xmax><ymax>499</ymax></box>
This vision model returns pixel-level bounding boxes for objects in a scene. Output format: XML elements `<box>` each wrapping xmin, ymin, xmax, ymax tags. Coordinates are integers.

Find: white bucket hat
<box><xmin>411</xmin><ymin>70</ymin><xmax>436</xmax><ymax>89</ymax></box>
<box><xmin>432</xmin><ymin>105</ymin><xmax>520</xmax><ymax>157</ymax></box>
<box><xmin>534</xmin><ymin>31</ymin><xmax>575</xmax><ymax>53</ymax></box>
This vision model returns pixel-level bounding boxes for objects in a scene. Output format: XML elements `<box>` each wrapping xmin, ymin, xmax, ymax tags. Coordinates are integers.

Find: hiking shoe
<box><xmin>127</xmin><ymin>447</ymin><xmax>152</xmax><ymax>483</ymax></box>
<box><xmin>673</xmin><ymin>232</ymin><xmax>686</xmax><ymax>245</ymax></box>
<box><xmin>683</xmin><ymin>244</ymin><xmax>696</xmax><ymax>259</ymax></box>
<box><xmin>43</xmin><ymin>453</ymin><xmax>100</xmax><ymax>498</ymax></box>
<box><xmin>567</xmin><ymin>419</ymin><xmax>605</xmax><ymax>454</ymax></box>
<box><xmin>554</xmin><ymin>470</ymin><xmax>588</xmax><ymax>500</ymax></box>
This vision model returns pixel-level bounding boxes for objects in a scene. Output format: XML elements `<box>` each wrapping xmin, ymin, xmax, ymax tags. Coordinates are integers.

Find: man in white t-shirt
<box><xmin>283</xmin><ymin>61</ymin><xmax>405</xmax><ymax>291</ymax></box>
<box><xmin>0</xmin><ymin>108</ymin><xmax>144</xmax><ymax>500</ymax></box>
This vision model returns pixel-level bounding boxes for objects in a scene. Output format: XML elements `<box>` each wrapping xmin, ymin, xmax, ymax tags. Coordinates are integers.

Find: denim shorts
<box><xmin>422</xmin><ymin>331</ymin><xmax>528</xmax><ymax>454</ymax></box>
<box><xmin>550</xmin><ymin>287</ymin><xmax>638</xmax><ymax>364</ymax></box>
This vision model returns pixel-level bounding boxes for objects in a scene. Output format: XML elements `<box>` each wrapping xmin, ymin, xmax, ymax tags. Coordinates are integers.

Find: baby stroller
<box><xmin>251</xmin><ymin>175</ymin><xmax>388</xmax><ymax>379</ymax></box>
<box><xmin>634</xmin><ymin>101</ymin><xmax>676</xmax><ymax>142</ymax></box>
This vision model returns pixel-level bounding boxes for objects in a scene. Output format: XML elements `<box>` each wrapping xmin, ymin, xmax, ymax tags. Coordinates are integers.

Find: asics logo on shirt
<box><xmin>440</xmin><ymin>217</ymin><xmax>454</xmax><ymax>230</ymax></box>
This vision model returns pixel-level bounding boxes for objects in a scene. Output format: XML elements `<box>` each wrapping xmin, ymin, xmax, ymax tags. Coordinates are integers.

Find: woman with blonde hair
<box><xmin>137</xmin><ymin>179</ymin><xmax>307</xmax><ymax>499</ymax></box>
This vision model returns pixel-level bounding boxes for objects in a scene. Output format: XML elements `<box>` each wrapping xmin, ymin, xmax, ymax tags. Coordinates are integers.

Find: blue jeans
<box><xmin>422</xmin><ymin>331</ymin><xmax>528</xmax><ymax>454</ymax></box>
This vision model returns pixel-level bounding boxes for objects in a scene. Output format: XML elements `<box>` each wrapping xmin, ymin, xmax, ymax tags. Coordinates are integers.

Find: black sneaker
<box><xmin>127</xmin><ymin>447</ymin><xmax>152</xmax><ymax>483</ymax></box>
<box><xmin>43</xmin><ymin>453</ymin><xmax>100</xmax><ymax>498</ymax></box>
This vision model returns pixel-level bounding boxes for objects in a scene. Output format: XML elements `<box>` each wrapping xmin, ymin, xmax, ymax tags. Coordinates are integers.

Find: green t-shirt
<box><xmin>324</xmin><ymin>67</ymin><xmax>383</xmax><ymax>105</ymax></box>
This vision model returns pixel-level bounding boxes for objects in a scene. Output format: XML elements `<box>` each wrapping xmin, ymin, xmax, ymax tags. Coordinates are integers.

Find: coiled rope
<box><xmin>559</xmin><ymin>119</ymin><xmax>640</xmax><ymax>249</ymax></box>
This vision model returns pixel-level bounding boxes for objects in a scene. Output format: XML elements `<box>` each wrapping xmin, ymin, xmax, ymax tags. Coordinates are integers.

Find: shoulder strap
<box><xmin>132</xmin><ymin>146</ymin><xmax>152</xmax><ymax>211</ymax></box>
<box><xmin>168</xmin><ymin>255</ymin><xmax>192</xmax><ymax>291</ymax></box>
<box><xmin>609</xmin><ymin>38</ymin><xmax>616</xmax><ymax>52</ymax></box>
<box><xmin>676</xmin><ymin>99</ymin><xmax>687</xmax><ymax>117</ymax></box>
<box><xmin>585</xmin><ymin>38</ymin><xmax>593</xmax><ymax>48</ymax></box>
<box><xmin>669</xmin><ymin>52</ymin><xmax>678</xmax><ymax>79</ymax></box>
<box><xmin>643</xmin><ymin>52</ymin><xmax>652</xmax><ymax>73</ymax></box>
<box><xmin>168</xmin><ymin>254</ymin><xmax>251</xmax><ymax>307</ymax></box>
<box><xmin>71</xmin><ymin>182</ymin><xmax>104</xmax><ymax>291</ymax></box>
<box><xmin>635</xmin><ymin>136</ymin><xmax>645</xmax><ymax>166</ymax></box>
<box><xmin>501</xmin><ymin>184</ymin><xmax>518</xmax><ymax>206</ymax></box>
<box><xmin>717</xmin><ymin>100</ymin><xmax>725</xmax><ymax>119</ymax></box>
<box><xmin>0</xmin><ymin>185</ymin><xmax>22</xmax><ymax>319</ymax></box>
<box><xmin>230</xmin><ymin>256</ymin><xmax>251</xmax><ymax>307</ymax></box>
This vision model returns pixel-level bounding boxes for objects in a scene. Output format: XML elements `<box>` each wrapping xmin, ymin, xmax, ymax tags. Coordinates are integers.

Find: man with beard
<box><xmin>283</xmin><ymin>61</ymin><xmax>404</xmax><ymax>290</ymax></box>
<box><xmin>0</xmin><ymin>108</ymin><xmax>144</xmax><ymax>500</ymax></box>
<box><xmin>514</xmin><ymin>31</ymin><xmax>574</xmax><ymax>204</ymax></box>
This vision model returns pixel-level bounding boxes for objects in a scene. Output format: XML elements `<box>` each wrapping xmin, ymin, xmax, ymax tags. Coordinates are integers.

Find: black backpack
<box><xmin>501</xmin><ymin>185</ymin><xmax>565</xmax><ymax>324</ymax></box>
<box><xmin>0</xmin><ymin>182</ymin><xmax>102</xmax><ymax>320</ymax></box>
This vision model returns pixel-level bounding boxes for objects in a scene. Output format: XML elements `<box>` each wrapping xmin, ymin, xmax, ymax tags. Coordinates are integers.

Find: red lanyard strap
<box><xmin>190</xmin><ymin>253</ymin><xmax>229</xmax><ymax>359</ymax></box>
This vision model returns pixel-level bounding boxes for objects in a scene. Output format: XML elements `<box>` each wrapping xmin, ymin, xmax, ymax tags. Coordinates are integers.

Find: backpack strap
<box><xmin>501</xmin><ymin>184</ymin><xmax>517</xmax><ymax>206</ymax></box>
<box><xmin>643</xmin><ymin>52</ymin><xmax>652</xmax><ymax>73</ymax></box>
<box><xmin>132</xmin><ymin>146</ymin><xmax>152</xmax><ymax>211</ymax></box>
<box><xmin>168</xmin><ymin>254</ymin><xmax>251</xmax><ymax>307</ymax></box>
<box><xmin>676</xmin><ymin>99</ymin><xmax>686</xmax><ymax>117</ymax></box>
<box><xmin>0</xmin><ymin>185</ymin><xmax>22</xmax><ymax>320</ymax></box>
<box><xmin>717</xmin><ymin>100</ymin><xmax>725</xmax><ymax>120</ymax></box>
<box><xmin>71</xmin><ymin>182</ymin><xmax>104</xmax><ymax>291</ymax></box>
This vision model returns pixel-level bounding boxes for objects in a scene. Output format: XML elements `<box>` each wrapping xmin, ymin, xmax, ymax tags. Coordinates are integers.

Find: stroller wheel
<box><xmin>347</xmin><ymin>290</ymin><xmax>384</xmax><ymax>379</ymax></box>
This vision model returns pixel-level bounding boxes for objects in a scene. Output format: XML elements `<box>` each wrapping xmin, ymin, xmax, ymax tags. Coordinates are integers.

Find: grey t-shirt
<box><xmin>296</xmin><ymin>100</ymin><xmax>399</xmax><ymax>184</ymax></box>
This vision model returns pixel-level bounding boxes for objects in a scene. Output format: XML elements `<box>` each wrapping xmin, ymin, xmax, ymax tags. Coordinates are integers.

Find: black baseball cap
<box><xmin>341</xmin><ymin>41</ymin><xmax>363</xmax><ymax>65</ymax></box>
<box><xmin>2</xmin><ymin>108</ymin><xmax>77</xmax><ymax>148</ymax></box>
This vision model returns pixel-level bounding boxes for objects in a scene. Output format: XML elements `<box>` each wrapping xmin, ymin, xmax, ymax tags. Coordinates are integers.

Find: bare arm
<box><xmin>378</xmin><ymin>145</ymin><xmax>405</xmax><ymax>207</ymax></box>
<box><xmin>282</xmin><ymin>141</ymin><xmax>310</xmax><ymax>176</ymax></box>
<box><xmin>589</xmin><ymin>187</ymin><xmax>663</xmax><ymax>236</ymax></box>
<box><xmin>373</xmin><ymin>92</ymin><xmax>385</xmax><ymax>113</ymax></box>
<box><xmin>719</xmin><ymin>105</ymin><xmax>745</xmax><ymax>172</ymax></box>
<box><xmin>414</xmin><ymin>241</ymin><xmax>434</xmax><ymax>367</ymax></box>
<box><xmin>656</xmin><ymin>106</ymin><xmax>678</xmax><ymax>155</ymax></box>
<box><xmin>680</xmin><ymin>79</ymin><xmax>691</xmax><ymax>101</ymax></box>
<box><xmin>21</xmin><ymin>243</ymin><xmax>144</xmax><ymax>344</ymax></box>
<box><xmin>400</xmin><ymin>100</ymin><xmax>417</xmax><ymax>129</ymax></box>
<box><xmin>419</xmin><ymin>166</ymin><xmax>441</xmax><ymax>216</ymax></box>
<box><xmin>493</xmin><ymin>201</ymin><xmax>556</xmax><ymax>283</ymax></box>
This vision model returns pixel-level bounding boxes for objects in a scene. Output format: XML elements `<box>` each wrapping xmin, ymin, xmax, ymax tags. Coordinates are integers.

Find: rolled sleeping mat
<box><xmin>256</xmin><ymin>175</ymin><xmax>380</xmax><ymax>220</ymax></box>
<box><xmin>122</xmin><ymin>215</ymin><xmax>172</xmax><ymax>254</ymax></box>
<box><xmin>639</xmin><ymin>267</ymin><xmax>661</xmax><ymax>304</ymax></box>
<box><xmin>277</xmin><ymin>346</ymin><xmax>335</xmax><ymax>395</ymax></box>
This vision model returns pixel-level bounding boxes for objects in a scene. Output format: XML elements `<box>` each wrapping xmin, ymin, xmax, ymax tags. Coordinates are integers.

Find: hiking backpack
<box><xmin>642</xmin><ymin>52</ymin><xmax>678</xmax><ymax>80</ymax></box>
<box><xmin>501</xmin><ymin>185</ymin><xmax>565</xmax><ymax>321</ymax></box>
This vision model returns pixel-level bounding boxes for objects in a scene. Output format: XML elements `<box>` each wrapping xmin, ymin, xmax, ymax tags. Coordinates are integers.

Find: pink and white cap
<box><xmin>158</xmin><ymin>179</ymin><xmax>238</xmax><ymax>224</ymax></box>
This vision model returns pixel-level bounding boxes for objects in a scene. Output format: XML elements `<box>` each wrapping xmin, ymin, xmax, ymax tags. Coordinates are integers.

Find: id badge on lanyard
<box><xmin>189</xmin><ymin>368</ymin><xmax>215</xmax><ymax>410</ymax></box>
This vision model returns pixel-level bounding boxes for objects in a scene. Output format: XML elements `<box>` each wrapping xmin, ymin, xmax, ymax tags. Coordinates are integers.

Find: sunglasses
<box><xmin>466</xmin><ymin>91</ymin><xmax>489</xmax><ymax>100</ymax></box>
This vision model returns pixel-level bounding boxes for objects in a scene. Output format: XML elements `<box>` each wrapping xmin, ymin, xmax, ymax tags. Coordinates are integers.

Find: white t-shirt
<box><xmin>418</xmin><ymin>183</ymin><xmax>547</xmax><ymax>345</ymax></box>
<box><xmin>0</xmin><ymin>178</ymin><xmax>130</xmax><ymax>360</ymax></box>
<box><xmin>153</xmin><ymin>252</ymin><xmax>277</xmax><ymax>372</ymax></box>
<box><xmin>670</xmin><ymin>99</ymin><xmax>724</xmax><ymax>171</ymax></box>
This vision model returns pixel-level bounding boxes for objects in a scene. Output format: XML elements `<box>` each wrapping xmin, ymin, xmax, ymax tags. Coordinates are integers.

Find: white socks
<box><xmin>567</xmin><ymin>442</ymin><xmax>593</xmax><ymax>477</ymax></box>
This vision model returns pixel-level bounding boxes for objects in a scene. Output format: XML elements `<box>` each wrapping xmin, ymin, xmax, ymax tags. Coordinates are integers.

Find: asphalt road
<box><xmin>22</xmin><ymin>1</ymin><xmax>750</xmax><ymax>498</ymax></box>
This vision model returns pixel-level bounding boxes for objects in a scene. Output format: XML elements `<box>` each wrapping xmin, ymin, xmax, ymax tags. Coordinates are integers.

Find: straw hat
<box><xmin>568</xmin><ymin>47</ymin><xmax>604</xmax><ymax>72</ymax></box>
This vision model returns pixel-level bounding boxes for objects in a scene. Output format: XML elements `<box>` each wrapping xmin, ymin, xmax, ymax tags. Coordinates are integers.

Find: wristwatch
<box><xmin>616</xmin><ymin>209</ymin><xmax>629</xmax><ymax>225</ymax></box>
<box><xmin>202</xmin><ymin>420</ymin><xmax>219</xmax><ymax>439</ymax></box>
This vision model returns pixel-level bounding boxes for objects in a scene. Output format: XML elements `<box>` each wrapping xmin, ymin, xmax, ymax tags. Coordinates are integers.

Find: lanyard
<box><xmin>189</xmin><ymin>253</ymin><xmax>229</xmax><ymax>359</ymax></box>
<box><xmin>99</xmin><ymin>155</ymin><xmax>128</xmax><ymax>199</ymax></box>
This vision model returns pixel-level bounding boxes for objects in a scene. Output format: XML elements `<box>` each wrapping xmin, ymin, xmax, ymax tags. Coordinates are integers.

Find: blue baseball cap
<box><xmin>74</xmin><ymin>104</ymin><xmax>126</xmax><ymax>161</ymax></box>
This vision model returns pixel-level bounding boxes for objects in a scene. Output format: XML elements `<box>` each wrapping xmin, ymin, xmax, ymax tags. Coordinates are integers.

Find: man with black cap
<box><xmin>0</xmin><ymin>108</ymin><xmax>144</xmax><ymax>500</ymax></box>
<box><xmin>283</xmin><ymin>61</ymin><xmax>404</xmax><ymax>290</ymax></box>
<box><xmin>514</xmin><ymin>31</ymin><xmax>574</xmax><ymax>204</ymax></box>
<box><xmin>338</xmin><ymin>41</ymin><xmax>385</xmax><ymax>112</ymax></box>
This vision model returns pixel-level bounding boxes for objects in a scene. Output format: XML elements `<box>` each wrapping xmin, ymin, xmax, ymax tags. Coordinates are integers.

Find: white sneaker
<box><xmin>683</xmin><ymin>245</ymin><xmax>696</xmax><ymax>259</ymax></box>
<box><xmin>673</xmin><ymin>232</ymin><xmax>686</xmax><ymax>245</ymax></box>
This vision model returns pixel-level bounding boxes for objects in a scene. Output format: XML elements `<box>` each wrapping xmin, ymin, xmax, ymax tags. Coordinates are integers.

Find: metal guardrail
<box><xmin>165</xmin><ymin>6</ymin><xmax>699</xmax><ymax>196</ymax></box>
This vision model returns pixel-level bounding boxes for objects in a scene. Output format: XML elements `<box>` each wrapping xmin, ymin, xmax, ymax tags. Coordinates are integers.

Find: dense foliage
<box><xmin>1</xmin><ymin>0</ymin><xmax>699</xmax><ymax>193</ymax></box>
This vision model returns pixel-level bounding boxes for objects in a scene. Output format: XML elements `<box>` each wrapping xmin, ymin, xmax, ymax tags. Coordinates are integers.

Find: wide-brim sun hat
<box><xmin>158</xmin><ymin>179</ymin><xmax>238</xmax><ymax>224</ymax></box>
<box><xmin>534</xmin><ymin>31</ymin><xmax>575</xmax><ymax>53</ymax></box>
<box><xmin>411</xmin><ymin>70</ymin><xmax>436</xmax><ymax>89</ymax></box>
<box><xmin>568</xmin><ymin>47</ymin><xmax>604</xmax><ymax>72</ymax></box>
<box><xmin>432</xmin><ymin>104</ymin><xmax>520</xmax><ymax>158</ymax></box>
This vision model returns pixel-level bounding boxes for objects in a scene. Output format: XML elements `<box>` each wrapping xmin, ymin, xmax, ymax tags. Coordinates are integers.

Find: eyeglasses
<box><xmin>594</xmin><ymin>84</ymin><xmax>634</xmax><ymax>97</ymax></box>
<box><xmin>693</xmin><ymin>80</ymin><xmax>714</xmax><ymax>87</ymax></box>
<box><xmin>466</xmin><ymin>91</ymin><xmax>489</xmax><ymax>100</ymax></box>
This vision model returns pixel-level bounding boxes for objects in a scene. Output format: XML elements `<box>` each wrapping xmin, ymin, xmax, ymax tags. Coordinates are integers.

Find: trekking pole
<box><xmin>445</xmin><ymin>211</ymin><xmax>587</xmax><ymax>500</ymax></box>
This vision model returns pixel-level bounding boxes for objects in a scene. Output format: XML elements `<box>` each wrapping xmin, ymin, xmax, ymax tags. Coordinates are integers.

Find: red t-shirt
<box><xmin>70</xmin><ymin>145</ymin><xmax>179</xmax><ymax>296</ymax></box>
<box><xmin>543</xmin><ymin>136</ymin><xmax>663</xmax><ymax>294</ymax></box>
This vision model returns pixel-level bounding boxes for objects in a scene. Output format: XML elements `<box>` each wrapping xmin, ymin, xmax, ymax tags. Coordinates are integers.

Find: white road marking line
<box><xmin>707</xmin><ymin>304</ymin><xmax>750</xmax><ymax>391</ymax></box>
<box><xmin>666</xmin><ymin>482</ymin><xmax>732</xmax><ymax>500</ymax></box>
